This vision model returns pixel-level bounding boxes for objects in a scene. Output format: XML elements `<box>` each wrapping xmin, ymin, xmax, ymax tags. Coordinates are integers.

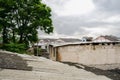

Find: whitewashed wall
<box><xmin>57</xmin><ymin>44</ymin><xmax>120</xmax><ymax>65</ymax></box>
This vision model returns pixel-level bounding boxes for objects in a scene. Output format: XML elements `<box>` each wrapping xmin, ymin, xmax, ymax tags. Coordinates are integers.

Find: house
<box><xmin>32</xmin><ymin>38</ymin><xmax>80</xmax><ymax>57</ymax></box>
<box><xmin>49</xmin><ymin>42</ymin><xmax>120</xmax><ymax>65</ymax></box>
<box><xmin>81</xmin><ymin>37</ymin><xmax>93</xmax><ymax>42</ymax></box>
<box><xmin>93</xmin><ymin>35</ymin><xmax>119</xmax><ymax>42</ymax></box>
<box><xmin>118</xmin><ymin>37</ymin><xmax>120</xmax><ymax>41</ymax></box>
<box><xmin>60</xmin><ymin>38</ymin><xmax>81</xmax><ymax>43</ymax></box>
<box><xmin>34</xmin><ymin>38</ymin><xmax>81</xmax><ymax>49</ymax></box>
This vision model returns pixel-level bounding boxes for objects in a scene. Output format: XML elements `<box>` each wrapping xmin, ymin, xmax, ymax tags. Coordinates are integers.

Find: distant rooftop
<box><xmin>49</xmin><ymin>41</ymin><xmax>120</xmax><ymax>47</ymax></box>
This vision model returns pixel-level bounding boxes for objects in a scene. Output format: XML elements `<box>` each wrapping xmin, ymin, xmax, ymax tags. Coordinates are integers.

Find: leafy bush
<box><xmin>2</xmin><ymin>43</ymin><xmax>26</xmax><ymax>54</ymax></box>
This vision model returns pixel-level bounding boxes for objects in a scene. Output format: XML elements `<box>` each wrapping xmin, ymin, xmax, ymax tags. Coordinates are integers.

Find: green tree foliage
<box><xmin>2</xmin><ymin>43</ymin><xmax>26</xmax><ymax>54</ymax></box>
<box><xmin>0</xmin><ymin>0</ymin><xmax>53</xmax><ymax>53</ymax></box>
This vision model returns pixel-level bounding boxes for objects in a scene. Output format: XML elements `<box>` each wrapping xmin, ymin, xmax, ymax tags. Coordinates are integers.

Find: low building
<box><xmin>60</xmin><ymin>38</ymin><xmax>81</xmax><ymax>42</ymax></box>
<box><xmin>81</xmin><ymin>37</ymin><xmax>93</xmax><ymax>42</ymax></box>
<box><xmin>93</xmin><ymin>35</ymin><xmax>119</xmax><ymax>42</ymax></box>
<box><xmin>34</xmin><ymin>38</ymin><xmax>81</xmax><ymax>50</ymax></box>
<box><xmin>32</xmin><ymin>38</ymin><xmax>81</xmax><ymax>57</ymax></box>
<box><xmin>49</xmin><ymin>41</ymin><xmax>120</xmax><ymax>65</ymax></box>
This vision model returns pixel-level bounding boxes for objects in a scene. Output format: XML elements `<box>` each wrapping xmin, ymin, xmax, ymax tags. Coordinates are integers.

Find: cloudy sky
<box><xmin>39</xmin><ymin>0</ymin><xmax>120</xmax><ymax>38</ymax></box>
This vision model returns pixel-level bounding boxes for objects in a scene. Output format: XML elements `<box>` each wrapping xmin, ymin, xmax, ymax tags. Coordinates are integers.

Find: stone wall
<box><xmin>0</xmin><ymin>50</ymin><xmax>32</xmax><ymax>70</ymax></box>
<box><xmin>55</xmin><ymin>43</ymin><xmax>120</xmax><ymax>65</ymax></box>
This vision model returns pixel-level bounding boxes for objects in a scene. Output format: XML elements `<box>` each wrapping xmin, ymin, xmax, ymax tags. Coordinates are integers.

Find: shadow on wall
<box><xmin>0</xmin><ymin>51</ymin><xmax>32</xmax><ymax>71</ymax></box>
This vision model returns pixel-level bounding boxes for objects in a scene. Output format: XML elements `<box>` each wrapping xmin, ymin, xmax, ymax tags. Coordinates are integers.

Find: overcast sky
<box><xmin>39</xmin><ymin>0</ymin><xmax>120</xmax><ymax>38</ymax></box>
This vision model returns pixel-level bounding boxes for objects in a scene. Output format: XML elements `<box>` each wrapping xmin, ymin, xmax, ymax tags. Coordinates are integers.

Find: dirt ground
<box><xmin>63</xmin><ymin>62</ymin><xmax>120</xmax><ymax>80</ymax></box>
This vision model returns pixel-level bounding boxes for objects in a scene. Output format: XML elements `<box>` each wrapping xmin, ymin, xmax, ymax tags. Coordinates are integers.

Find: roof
<box><xmin>95</xmin><ymin>35</ymin><xmax>119</xmax><ymax>41</ymax></box>
<box><xmin>39</xmin><ymin>38</ymin><xmax>81</xmax><ymax>43</ymax></box>
<box><xmin>59</xmin><ymin>38</ymin><xmax>81</xmax><ymax>42</ymax></box>
<box><xmin>49</xmin><ymin>41</ymin><xmax>120</xmax><ymax>48</ymax></box>
<box><xmin>104</xmin><ymin>36</ymin><xmax>119</xmax><ymax>41</ymax></box>
<box><xmin>39</xmin><ymin>38</ymin><xmax>58</xmax><ymax>42</ymax></box>
<box><xmin>82</xmin><ymin>37</ymin><xmax>93</xmax><ymax>41</ymax></box>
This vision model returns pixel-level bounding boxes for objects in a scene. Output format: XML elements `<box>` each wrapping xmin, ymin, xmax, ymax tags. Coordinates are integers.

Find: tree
<box><xmin>0</xmin><ymin>0</ymin><xmax>53</xmax><ymax>53</ymax></box>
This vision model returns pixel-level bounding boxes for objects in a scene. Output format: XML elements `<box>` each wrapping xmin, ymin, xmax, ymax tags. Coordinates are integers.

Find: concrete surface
<box><xmin>0</xmin><ymin>51</ymin><xmax>32</xmax><ymax>70</ymax></box>
<box><xmin>0</xmin><ymin>51</ymin><xmax>112</xmax><ymax>80</ymax></box>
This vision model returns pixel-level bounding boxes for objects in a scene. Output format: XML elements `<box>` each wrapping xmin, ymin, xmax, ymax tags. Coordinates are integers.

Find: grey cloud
<box><xmin>52</xmin><ymin>14</ymin><xmax>120</xmax><ymax>36</ymax></box>
<box><xmin>53</xmin><ymin>16</ymin><xmax>88</xmax><ymax>35</ymax></box>
<box><xmin>46</xmin><ymin>0</ymin><xmax>67</xmax><ymax>5</ymax></box>
<box><xmin>43</xmin><ymin>0</ymin><xmax>68</xmax><ymax>11</ymax></box>
<box><xmin>93</xmin><ymin>0</ymin><xmax>120</xmax><ymax>13</ymax></box>
<box><xmin>41</xmin><ymin>0</ymin><xmax>120</xmax><ymax>37</ymax></box>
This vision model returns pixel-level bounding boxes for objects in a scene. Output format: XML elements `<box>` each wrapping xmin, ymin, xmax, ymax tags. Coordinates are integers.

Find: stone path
<box><xmin>0</xmin><ymin>53</ymin><xmax>112</xmax><ymax>80</ymax></box>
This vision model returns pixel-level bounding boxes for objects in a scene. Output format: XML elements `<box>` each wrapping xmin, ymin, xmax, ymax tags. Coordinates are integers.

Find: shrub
<box><xmin>2</xmin><ymin>43</ymin><xmax>26</xmax><ymax>54</ymax></box>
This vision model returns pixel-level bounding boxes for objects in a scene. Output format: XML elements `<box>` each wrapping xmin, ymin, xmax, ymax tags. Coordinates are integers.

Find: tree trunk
<box><xmin>2</xmin><ymin>26</ymin><xmax>8</xmax><ymax>43</ymax></box>
<box><xmin>19</xmin><ymin>33</ymin><xmax>23</xmax><ymax>43</ymax></box>
<box><xmin>12</xmin><ymin>29</ymin><xmax>15</xmax><ymax>43</ymax></box>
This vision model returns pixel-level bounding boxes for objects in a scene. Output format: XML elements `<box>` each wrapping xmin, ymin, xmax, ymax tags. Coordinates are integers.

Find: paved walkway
<box><xmin>0</xmin><ymin>54</ymin><xmax>111</xmax><ymax>80</ymax></box>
